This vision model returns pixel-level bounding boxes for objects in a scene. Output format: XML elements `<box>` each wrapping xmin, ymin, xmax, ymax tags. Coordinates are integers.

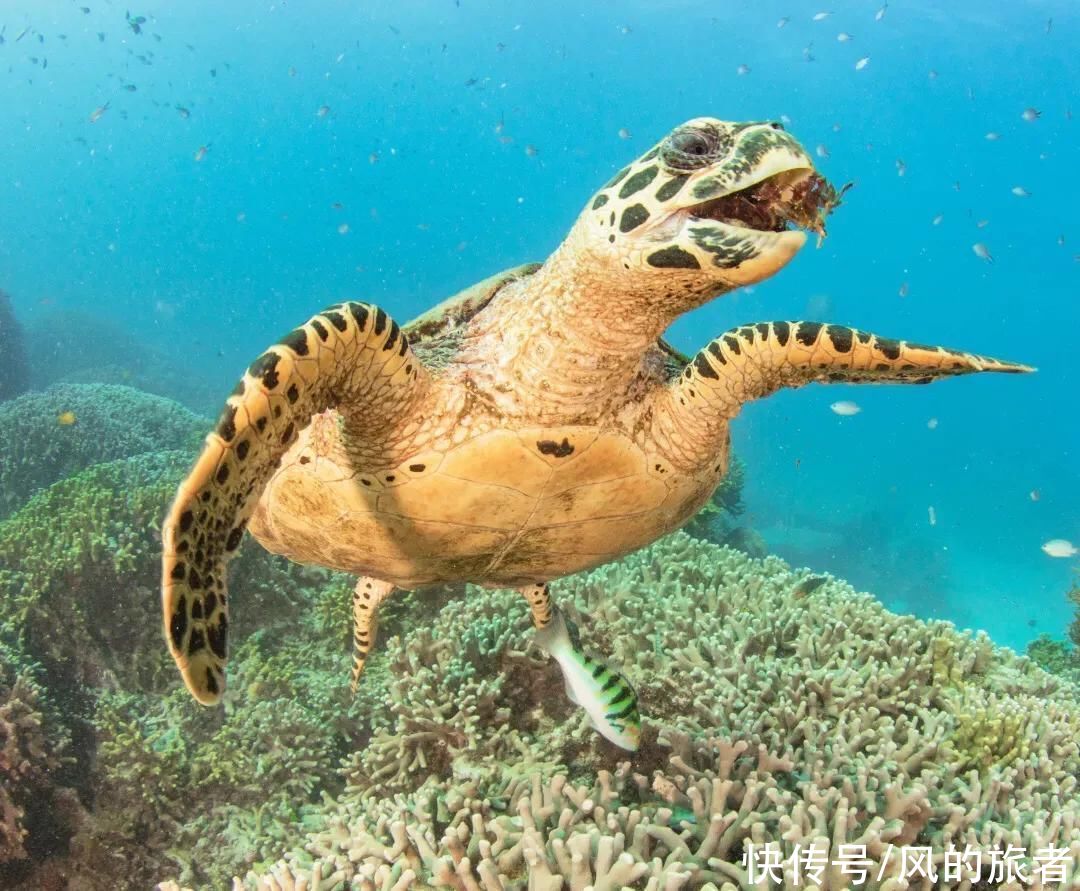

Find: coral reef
<box><xmin>682</xmin><ymin>457</ymin><xmax>766</xmax><ymax>556</ymax></box>
<box><xmin>1027</xmin><ymin>573</ymin><xmax>1080</xmax><ymax>687</ymax></box>
<box><xmin>0</xmin><ymin>383</ymin><xmax>207</xmax><ymax>520</ymax></box>
<box><xmin>138</xmin><ymin>532</ymin><xmax>1080</xmax><ymax>890</ymax></box>
<box><xmin>0</xmin><ymin>290</ymin><xmax>30</xmax><ymax>402</ymax></box>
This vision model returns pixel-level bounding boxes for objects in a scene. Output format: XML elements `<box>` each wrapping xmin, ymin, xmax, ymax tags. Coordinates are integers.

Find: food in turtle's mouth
<box><xmin>688</xmin><ymin>169</ymin><xmax>852</xmax><ymax>242</ymax></box>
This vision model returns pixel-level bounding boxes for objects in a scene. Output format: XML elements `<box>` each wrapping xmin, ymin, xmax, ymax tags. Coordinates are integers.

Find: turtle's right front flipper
<box><xmin>162</xmin><ymin>303</ymin><xmax>430</xmax><ymax>705</ymax></box>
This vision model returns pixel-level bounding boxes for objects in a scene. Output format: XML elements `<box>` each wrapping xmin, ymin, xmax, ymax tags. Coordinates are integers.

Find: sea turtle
<box><xmin>162</xmin><ymin>117</ymin><xmax>1029</xmax><ymax>745</ymax></box>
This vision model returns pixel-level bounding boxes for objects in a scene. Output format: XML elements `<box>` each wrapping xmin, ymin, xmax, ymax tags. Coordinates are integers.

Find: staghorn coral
<box><xmin>0</xmin><ymin>382</ymin><xmax>207</xmax><ymax>520</ymax></box>
<box><xmin>147</xmin><ymin>532</ymin><xmax>1080</xmax><ymax>890</ymax></box>
<box><xmin>0</xmin><ymin>289</ymin><xmax>29</xmax><ymax>402</ymax></box>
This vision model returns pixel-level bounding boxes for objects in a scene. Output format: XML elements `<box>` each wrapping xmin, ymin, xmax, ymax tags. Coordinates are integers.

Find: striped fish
<box><xmin>535</xmin><ymin>608</ymin><xmax>640</xmax><ymax>751</ymax></box>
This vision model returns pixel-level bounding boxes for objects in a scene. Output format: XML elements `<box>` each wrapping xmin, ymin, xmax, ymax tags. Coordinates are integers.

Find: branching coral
<box><xmin>146</xmin><ymin>532</ymin><xmax>1080</xmax><ymax>891</ymax></box>
<box><xmin>0</xmin><ymin>383</ymin><xmax>207</xmax><ymax>519</ymax></box>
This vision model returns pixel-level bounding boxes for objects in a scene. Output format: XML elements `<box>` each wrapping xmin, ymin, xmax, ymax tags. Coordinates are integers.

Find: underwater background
<box><xmin>1</xmin><ymin>1</ymin><xmax>1079</xmax><ymax>889</ymax></box>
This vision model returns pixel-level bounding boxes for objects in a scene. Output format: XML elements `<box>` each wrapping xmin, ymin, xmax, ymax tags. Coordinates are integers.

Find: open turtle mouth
<box><xmin>687</xmin><ymin>168</ymin><xmax>848</xmax><ymax>240</ymax></box>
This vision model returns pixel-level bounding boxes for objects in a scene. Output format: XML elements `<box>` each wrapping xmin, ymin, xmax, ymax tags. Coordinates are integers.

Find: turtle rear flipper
<box><xmin>162</xmin><ymin>302</ymin><xmax>430</xmax><ymax>705</ymax></box>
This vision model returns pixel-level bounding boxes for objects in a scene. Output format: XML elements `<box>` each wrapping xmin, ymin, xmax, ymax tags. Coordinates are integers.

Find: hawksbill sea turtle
<box><xmin>161</xmin><ymin>117</ymin><xmax>1030</xmax><ymax>746</ymax></box>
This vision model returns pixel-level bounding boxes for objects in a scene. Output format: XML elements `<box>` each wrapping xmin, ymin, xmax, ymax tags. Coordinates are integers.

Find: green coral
<box><xmin>1025</xmin><ymin>572</ymin><xmax>1080</xmax><ymax>686</ymax></box>
<box><xmin>945</xmin><ymin>701</ymin><xmax>1036</xmax><ymax>773</ymax></box>
<box><xmin>682</xmin><ymin>456</ymin><xmax>762</xmax><ymax>554</ymax></box>
<box><xmin>0</xmin><ymin>383</ymin><xmax>207</xmax><ymax>519</ymax></box>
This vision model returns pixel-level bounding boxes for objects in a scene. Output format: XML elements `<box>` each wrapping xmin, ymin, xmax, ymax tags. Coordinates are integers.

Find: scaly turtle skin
<box><xmin>162</xmin><ymin>117</ymin><xmax>1031</xmax><ymax>708</ymax></box>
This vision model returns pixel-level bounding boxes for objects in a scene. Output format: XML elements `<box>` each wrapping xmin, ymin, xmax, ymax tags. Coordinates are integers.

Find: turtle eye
<box><xmin>661</xmin><ymin>125</ymin><xmax>731</xmax><ymax>171</ymax></box>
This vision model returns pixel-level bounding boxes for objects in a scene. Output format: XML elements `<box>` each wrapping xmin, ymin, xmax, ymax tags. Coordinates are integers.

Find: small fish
<box><xmin>792</xmin><ymin>576</ymin><xmax>828</xmax><ymax>599</ymax></box>
<box><xmin>1021</xmin><ymin>107</ymin><xmax>1041</xmax><ymax>122</ymax></box>
<box><xmin>525</xmin><ymin>144</ymin><xmax>538</xmax><ymax>157</ymax></box>
<box><xmin>803</xmin><ymin>44</ymin><xmax>816</xmax><ymax>62</ymax></box>
<box><xmin>126</xmin><ymin>11</ymin><xmax>146</xmax><ymax>35</ymax></box>
<box><xmin>972</xmin><ymin>242</ymin><xmax>993</xmax><ymax>262</ymax></box>
<box><xmin>927</xmin><ymin>417</ymin><xmax>938</xmax><ymax>429</ymax></box>
<box><xmin>812</xmin><ymin>11</ymin><xmax>831</xmax><ymax>21</ymax></box>
<box><xmin>123</xmin><ymin>83</ymin><xmax>137</xmax><ymax>92</ymax></box>
<box><xmin>193</xmin><ymin>144</ymin><xmax>209</xmax><ymax>162</ymax></box>
<box><xmin>331</xmin><ymin>202</ymin><xmax>344</xmax><ymax>210</ymax></box>
<box><xmin>80</xmin><ymin>6</ymin><xmax>91</xmax><ymax>13</ymax></box>
<box><xmin>777</xmin><ymin>16</ymin><xmax>790</xmax><ymax>28</ymax></box>
<box><xmin>898</xmin><ymin>281</ymin><xmax>909</xmax><ymax>298</ymax></box>
<box><xmin>932</xmin><ymin>213</ymin><xmax>944</xmax><ymax>226</ymax></box>
<box><xmin>896</xmin><ymin>159</ymin><xmax>906</xmax><ymax>176</ymax></box>
<box><xmin>97</xmin><ymin>32</ymin><xmax>105</xmax><ymax>42</ymax></box>
<box><xmin>88</xmin><ymin>102</ymin><xmax>109</xmax><ymax>123</ymax></box>
<box><xmin>175</xmin><ymin>105</ymin><xmax>190</xmax><ymax>119</ymax></box>
<box><xmin>855</xmin><ymin>56</ymin><xmax>870</xmax><ymax>70</ymax></box>
<box><xmin>15</xmin><ymin>26</ymin><xmax>31</xmax><ymax>43</ymax></box>
<box><xmin>928</xmin><ymin>506</ymin><xmax>937</xmax><ymax>526</ymax></box>
<box><xmin>875</xmin><ymin>3</ymin><xmax>888</xmax><ymax>21</ymax></box>
<box><xmin>1041</xmin><ymin>539</ymin><xmax>1078</xmax><ymax>558</ymax></box>
<box><xmin>985</xmin><ymin>131</ymin><xmax>1000</xmax><ymax>141</ymax></box>
<box><xmin>316</xmin><ymin>105</ymin><xmax>331</xmax><ymax>118</ymax></box>
<box><xmin>1046</xmin><ymin>17</ymin><xmax>1053</xmax><ymax>34</ymax></box>
<box><xmin>1029</xmin><ymin>489</ymin><xmax>1040</xmax><ymax>502</ymax></box>
<box><xmin>816</xmin><ymin>144</ymin><xmax>830</xmax><ymax>159</ymax></box>
<box><xmin>1011</xmin><ymin>186</ymin><xmax>1031</xmax><ymax>198</ymax></box>
<box><xmin>57</xmin><ymin>411</ymin><xmax>77</xmax><ymax>426</ymax></box>
<box><xmin>836</xmin><ymin>32</ymin><xmax>853</xmax><ymax>42</ymax></box>
<box><xmin>830</xmin><ymin>400</ymin><xmax>861</xmax><ymax>416</ymax></box>
<box><xmin>976</xmin><ymin>219</ymin><xmax>990</xmax><ymax>229</ymax></box>
<box><xmin>368</xmin><ymin>151</ymin><xmax>379</xmax><ymax>164</ymax></box>
<box><xmin>534</xmin><ymin>608</ymin><xmax>640</xmax><ymax>751</ymax></box>
<box><xmin>736</xmin><ymin>63</ymin><xmax>750</xmax><ymax>76</ymax></box>
<box><xmin>337</xmin><ymin>223</ymin><xmax>349</xmax><ymax>235</ymax></box>
<box><xmin>617</xmin><ymin>127</ymin><xmax>631</xmax><ymax>140</ymax></box>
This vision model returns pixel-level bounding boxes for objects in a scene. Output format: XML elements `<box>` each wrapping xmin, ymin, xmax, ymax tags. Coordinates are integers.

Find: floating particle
<box><xmin>830</xmin><ymin>400</ymin><xmax>861</xmax><ymax>416</ymax></box>
<box><xmin>1042</xmin><ymin>539</ymin><xmax>1078</xmax><ymax>558</ymax></box>
<box><xmin>928</xmin><ymin>69</ymin><xmax>938</xmax><ymax>80</ymax></box>
<box><xmin>832</xmin><ymin>121</ymin><xmax>842</xmax><ymax>132</ymax></box>
<box><xmin>368</xmin><ymin>152</ymin><xmax>379</xmax><ymax>164</ymax></box>
<box><xmin>1011</xmin><ymin>186</ymin><xmax>1031</xmax><ymax>197</ymax></box>
<box><xmin>875</xmin><ymin>3</ymin><xmax>888</xmax><ymax>20</ymax></box>
<box><xmin>57</xmin><ymin>411</ymin><xmax>77</xmax><ymax>426</ymax></box>
<box><xmin>972</xmin><ymin>242</ymin><xmax>993</xmax><ymax>262</ymax></box>
<box><xmin>816</xmin><ymin>144</ymin><xmax>830</xmax><ymax>159</ymax></box>
<box><xmin>123</xmin><ymin>83</ymin><xmax>137</xmax><ymax>92</ymax></box>
<box><xmin>932</xmin><ymin>213</ymin><xmax>944</xmax><ymax>225</ymax></box>
<box><xmin>236</xmin><ymin>211</ymin><xmax>246</xmax><ymax>222</ymax></box>
<box><xmin>898</xmin><ymin>281</ymin><xmax>909</xmax><ymax>297</ymax></box>
<box><xmin>976</xmin><ymin>219</ymin><xmax>989</xmax><ymax>228</ymax></box>
<box><xmin>803</xmin><ymin>43</ymin><xmax>815</xmax><ymax>62</ymax></box>
<box><xmin>316</xmin><ymin>105</ymin><xmax>331</xmax><ymax>117</ymax></box>
<box><xmin>927</xmin><ymin>417</ymin><xmax>938</xmax><ymax>429</ymax></box>
<box><xmin>985</xmin><ymin>131</ymin><xmax>1000</xmax><ymax>141</ymax></box>
<box><xmin>176</xmin><ymin>105</ymin><xmax>190</xmax><ymax>119</ymax></box>
<box><xmin>812</xmin><ymin>11</ymin><xmax>831</xmax><ymax>21</ymax></box>
<box><xmin>525</xmin><ymin>144</ymin><xmax>538</xmax><ymax>157</ymax></box>
<box><xmin>837</xmin><ymin>32</ymin><xmax>853</xmax><ymax>42</ymax></box>
<box><xmin>736</xmin><ymin>63</ymin><xmax>750</xmax><ymax>75</ymax></box>
<box><xmin>1029</xmin><ymin>489</ymin><xmax>1040</xmax><ymax>502</ymax></box>
<box><xmin>193</xmin><ymin>144</ymin><xmax>209</xmax><ymax>162</ymax></box>
<box><xmin>618</xmin><ymin>127</ymin><xmax>631</xmax><ymax>139</ymax></box>
<box><xmin>337</xmin><ymin>223</ymin><xmax>350</xmax><ymax>235</ymax></box>
<box><xmin>287</xmin><ymin>66</ymin><xmax>297</xmax><ymax>77</ymax></box>
<box><xmin>927</xmin><ymin>506</ymin><xmax>937</xmax><ymax>526</ymax></box>
<box><xmin>1021</xmin><ymin>107</ymin><xmax>1041</xmax><ymax>122</ymax></box>
<box><xmin>777</xmin><ymin>16</ymin><xmax>790</xmax><ymax>28</ymax></box>
<box><xmin>855</xmin><ymin>56</ymin><xmax>870</xmax><ymax>70</ymax></box>
<box><xmin>895</xmin><ymin>159</ymin><xmax>906</xmax><ymax>176</ymax></box>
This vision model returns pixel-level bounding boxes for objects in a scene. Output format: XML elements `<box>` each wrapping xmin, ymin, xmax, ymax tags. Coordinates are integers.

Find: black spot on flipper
<box><xmin>693</xmin><ymin>353</ymin><xmax>719</xmax><ymax>380</ymax></box>
<box><xmin>280</xmin><ymin>328</ymin><xmax>309</xmax><ymax>357</ymax></box>
<box><xmin>618</xmin><ymin>165</ymin><xmax>659</xmax><ymax>199</ymax></box>
<box><xmin>248</xmin><ymin>352</ymin><xmax>281</xmax><ymax>390</ymax></box>
<box><xmin>205</xmin><ymin>591</ymin><xmax>217</xmax><ymax>615</ymax></box>
<box><xmin>738</xmin><ymin>326</ymin><xmax>755</xmax><ymax>343</ymax></box>
<box><xmin>204</xmin><ymin>667</ymin><xmax>219</xmax><ymax>697</ymax></box>
<box><xmin>255</xmin><ymin>417</ymin><xmax>268</xmax><ymax>433</ymax></box>
<box><xmin>286</xmin><ymin>384</ymin><xmax>300</xmax><ymax>404</ymax></box>
<box><xmin>374</xmin><ymin>308</ymin><xmax>388</xmax><ymax>336</ymax></box>
<box><xmin>188</xmin><ymin>627</ymin><xmax>206</xmax><ymax>655</ymax></box>
<box><xmin>755</xmin><ymin>322</ymin><xmax>770</xmax><ymax>339</ymax></box>
<box><xmin>537</xmin><ymin>438</ymin><xmax>574</xmax><ymax>458</ymax></box>
<box><xmin>323</xmin><ymin>309</ymin><xmax>347</xmax><ymax>332</ymax></box>
<box><xmin>826</xmin><ymin>325</ymin><xmax>853</xmax><ymax>353</ymax></box>
<box><xmin>647</xmin><ymin>246</ymin><xmax>700</xmax><ymax>269</ymax></box>
<box><xmin>230</xmin><ymin>379</ymin><xmax>245</xmax><ymax>397</ymax></box>
<box><xmin>236</xmin><ymin>440</ymin><xmax>249</xmax><ymax>461</ymax></box>
<box><xmin>171</xmin><ymin>562</ymin><xmax>186</xmax><ymax>581</ymax></box>
<box><xmin>857</xmin><ymin>330</ymin><xmax>872</xmax><ymax>344</ymax></box>
<box><xmin>620</xmin><ymin>204</ymin><xmax>650</xmax><ymax>232</ymax></box>
<box><xmin>723</xmin><ymin>335</ymin><xmax>741</xmax><ymax>355</ymax></box>
<box><xmin>774</xmin><ymin>321</ymin><xmax>790</xmax><ymax>347</ymax></box>
<box><xmin>592</xmin><ymin>193</ymin><xmax>609</xmax><ymax>209</ymax></box>
<box><xmin>383</xmin><ymin>320</ymin><xmax>400</xmax><ymax>350</ymax></box>
<box><xmin>876</xmin><ymin>338</ymin><xmax>902</xmax><ymax>360</ymax></box>
<box><xmin>169</xmin><ymin>595</ymin><xmax>187</xmax><ymax>650</ymax></box>
<box><xmin>707</xmin><ymin>341</ymin><xmax>727</xmax><ymax>364</ymax></box>
<box><xmin>215</xmin><ymin>463</ymin><xmax>230</xmax><ymax>485</ymax></box>
<box><xmin>795</xmin><ymin>322</ymin><xmax>823</xmax><ymax>347</ymax></box>
<box><xmin>216</xmin><ymin>404</ymin><xmax>237</xmax><ymax>442</ymax></box>
<box><xmin>280</xmin><ymin>422</ymin><xmax>295</xmax><ymax>445</ymax></box>
<box><xmin>605</xmin><ymin>166</ymin><xmax>631</xmax><ymax>189</ymax></box>
<box><xmin>191</xmin><ymin>598</ymin><xmax>204</xmax><ymax>620</ymax></box>
<box><xmin>346</xmin><ymin>302</ymin><xmax>370</xmax><ymax>331</ymax></box>
<box><xmin>310</xmin><ymin>318</ymin><xmax>328</xmax><ymax>341</ymax></box>
<box><xmin>398</xmin><ymin>337</ymin><xmax>408</xmax><ymax>357</ymax></box>
<box><xmin>207</xmin><ymin>618</ymin><xmax>227</xmax><ymax>660</ymax></box>
<box><xmin>225</xmin><ymin>526</ymin><xmax>244</xmax><ymax>551</ymax></box>
<box><xmin>179</xmin><ymin>510</ymin><xmax>194</xmax><ymax>532</ymax></box>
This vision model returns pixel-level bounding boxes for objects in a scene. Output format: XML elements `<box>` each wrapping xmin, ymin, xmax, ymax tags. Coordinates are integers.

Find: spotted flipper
<box><xmin>162</xmin><ymin>303</ymin><xmax>430</xmax><ymax>705</ymax></box>
<box><xmin>657</xmin><ymin>320</ymin><xmax>1032</xmax><ymax>451</ymax></box>
<box><xmin>351</xmin><ymin>577</ymin><xmax>395</xmax><ymax>691</ymax></box>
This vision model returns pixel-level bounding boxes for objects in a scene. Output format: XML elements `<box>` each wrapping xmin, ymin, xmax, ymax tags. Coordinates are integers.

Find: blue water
<box><xmin>1</xmin><ymin>0</ymin><xmax>1076</xmax><ymax>652</ymax></box>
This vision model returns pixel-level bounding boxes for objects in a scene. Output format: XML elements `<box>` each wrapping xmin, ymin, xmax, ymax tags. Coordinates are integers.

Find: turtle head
<box><xmin>569</xmin><ymin>117</ymin><xmax>842</xmax><ymax>312</ymax></box>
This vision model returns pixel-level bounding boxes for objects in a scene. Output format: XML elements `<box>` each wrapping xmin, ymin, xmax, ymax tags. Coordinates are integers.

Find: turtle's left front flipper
<box><xmin>653</xmin><ymin>320</ymin><xmax>1032</xmax><ymax>453</ymax></box>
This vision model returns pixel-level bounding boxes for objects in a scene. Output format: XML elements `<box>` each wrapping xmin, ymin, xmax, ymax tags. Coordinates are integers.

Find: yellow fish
<box><xmin>57</xmin><ymin>411</ymin><xmax>77</xmax><ymax>426</ymax></box>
